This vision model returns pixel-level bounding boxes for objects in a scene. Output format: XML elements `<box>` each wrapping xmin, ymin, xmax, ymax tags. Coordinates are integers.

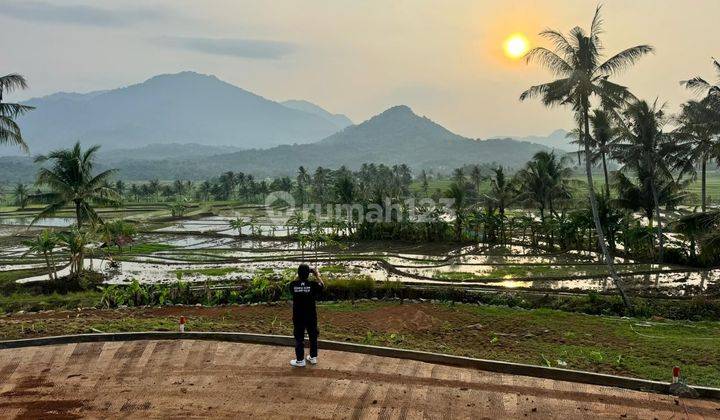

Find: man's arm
<box><xmin>312</xmin><ymin>268</ymin><xmax>324</xmax><ymax>287</ymax></box>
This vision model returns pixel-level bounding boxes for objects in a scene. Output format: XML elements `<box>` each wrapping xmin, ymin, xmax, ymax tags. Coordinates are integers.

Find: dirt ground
<box><xmin>2</xmin><ymin>302</ymin><xmax>719</xmax><ymax>388</ymax></box>
<box><xmin>1</xmin><ymin>339</ymin><xmax>719</xmax><ymax>419</ymax></box>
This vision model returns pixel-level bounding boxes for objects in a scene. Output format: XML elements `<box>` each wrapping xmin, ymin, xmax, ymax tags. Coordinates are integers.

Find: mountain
<box><xmin>281</xmin><ymin>100</ymin><xmax>353</xmax><ymax>130</ymax></box>
<box><xmin>14</xmin><ymin>71</ymin><xmax>344</xmax><ymax>153</ymax></box>
<box><xmin>105</xmin><ymin>105</ymin><xmax>550</xmax><ymax>180</ymax></box>
<box><xmin>2</xmin><ymin>105</ymin><xmax>552</xmax><ymax>182</ymax></box>
<box><xmin>496</xmin><ymin>129</ymin><xmax>574</xmax><ymax>152</ymax></box>
<box><xmin>98</xmin><ymin>143</ymin><xmax>244</xmax><ymax>163</ymax></box>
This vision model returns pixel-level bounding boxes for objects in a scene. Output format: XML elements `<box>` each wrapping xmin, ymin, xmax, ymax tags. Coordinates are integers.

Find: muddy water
<box><xmin>10</xmin><ymin>225</ymin><xmax>719</xmax><ymax>296</ymax></box>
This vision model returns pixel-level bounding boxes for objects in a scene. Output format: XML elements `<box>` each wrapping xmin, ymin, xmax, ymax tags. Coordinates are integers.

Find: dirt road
<box><xmin>0</xmin><ymin>339</ymin><xmax>718</xmax><ymax>418</ymax></box>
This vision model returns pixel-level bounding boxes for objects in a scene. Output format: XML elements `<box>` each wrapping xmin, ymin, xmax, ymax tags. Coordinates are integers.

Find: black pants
<box><xmin>293</xmin><ymin>315</ymin><xmax>319</xmax><ymax>360</ymax></box>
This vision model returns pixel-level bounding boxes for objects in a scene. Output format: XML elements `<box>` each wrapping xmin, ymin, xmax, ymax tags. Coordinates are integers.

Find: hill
<box><xmin>108</xmin><ymin>105</ymin><xmax>550</xmax><ymax>180</ymax></box>
<box><xmin>281</xmin><ymin>100</ymin><xmax>353</xmax><ymax>131</ymax></box>
<box><xmin>12</xmin><ymin>71</ymin><xmax>345</xmax><ymax>153</ymax></box>
<box><xmin>2</xmin><ymin>106</ymin><xmax>551</xmax><ymax>182</ymax></box>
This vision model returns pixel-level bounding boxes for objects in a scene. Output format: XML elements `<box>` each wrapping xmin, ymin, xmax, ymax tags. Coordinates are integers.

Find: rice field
<box><xmin>2</xmin><ymin>203</ymin><xmax>718</xmax><ymax>298</ymax></box>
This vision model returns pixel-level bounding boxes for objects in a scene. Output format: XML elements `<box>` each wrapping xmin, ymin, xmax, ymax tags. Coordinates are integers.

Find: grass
<box><xmin>172</xmin><ymin>267</ymin><xmax>245</xmax><ymax>277</ymax></box>
<box><xmin>411</xmin><ymin>171</ymin><xmax>720</xmax><ymax>207</ymax></box>
<box><xmin>431</xmin><ymin>263</ymin><xmax>665</xmax><ymax>281</ymax></box>
<box><xmin>116</xmin><ymin>243</ymin><xmax>176</xmax><ymax>255</ymax></box>
<box><xmin>0</xmin><ymin>266</ymin><xmax>52</xmax><ymax>292</ymax></box>
<box><xmin>1</xmin><ymin>301</ymin><xmax>718</xmax><ymax>387</ymax></box>
<box><xmin>0</xmin><ymin>291</ymin><xmax>101</xmax><ymax>313</ymax></box>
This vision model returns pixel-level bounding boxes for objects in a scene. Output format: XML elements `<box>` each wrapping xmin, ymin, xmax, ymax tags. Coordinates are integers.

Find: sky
<box><xmin>1</xmin><ymin>0</ymin><xmax>719</xmax><ymax>139</ymax></box>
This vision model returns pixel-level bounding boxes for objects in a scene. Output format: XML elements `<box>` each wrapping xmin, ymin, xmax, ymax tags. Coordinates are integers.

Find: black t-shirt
<box><xmin>289</xmin><ymin>279</ymin><xmax>323</xmax><ymax>318</ymax></box>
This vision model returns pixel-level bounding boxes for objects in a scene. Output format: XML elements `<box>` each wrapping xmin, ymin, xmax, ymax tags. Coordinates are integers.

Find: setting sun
<box><xmin>503</xmin><ymin>33</ymin><xmax>530</xmax><ymax>59</ymax></box>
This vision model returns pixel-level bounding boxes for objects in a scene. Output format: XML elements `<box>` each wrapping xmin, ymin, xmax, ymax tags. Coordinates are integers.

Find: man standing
<box><xmin>289</xmin><ymin>264</ymin><xmax>324</xmax><ymax>367</ymax></box>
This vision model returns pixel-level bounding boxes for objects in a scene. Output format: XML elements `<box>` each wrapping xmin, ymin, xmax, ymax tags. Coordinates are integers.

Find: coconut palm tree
<box><xmin>519</xmin><ymin>6</ymin><xmax>652</xmax><ymax>307</ymax></box>
<box><xmin>681</xmin><ymin>57</ymin><xmax>720</xmax><ymax>101</ymax></box>
<box><xmin>32</xmin><ymin>142</ymin><xmax>120</xmax><ymax>228</ymax></box>
<box><xmin>470</xmin><ymin>165</ymin><xmax>485</xmax><ymax>194</ymax></box>
<box><xmin>589</xmin><ymin>109</ymin><xmax>617</xmax><ymax>196</ymax></box>
<box><xmin>515</xmin><ymin>151</ymin><xmax>573</xmax><ymax>221</ymax></box>
<box><xmin>484</xmin><ymin>166</ymin><xmax>516</xmax><ymax>218</ymax></box>
<box><xmin>446</xmin><ymin>181</ymin><xmax>469</xmax><ymax>241</ymax></box>
<box><xmin>673</xmin><ymin>99</ymin><xmax>720</xmax><ymax>211</ymax></box>
<box><xmin>23</xmin><ymin>230</ymin><xmax>59</xmax><ymax>280</ymax></box>
<box><xmin>614</xmin><ymin>100</ymin><xmax>680</xmax><ymax>261</ymax></box>
<box><xmin>674</xmin><ymin>210</ymin><xmax>720</xmax><ymax>264</ymax></box>
<box><xmin>14</xmin><ymin>183</ymin><xmax>29</xmax><ymax>209</ymax></box>
<box><xmin>0</xmin><ymin>74</ymin><xmax>34</xmax><ymax>152</ymax></box>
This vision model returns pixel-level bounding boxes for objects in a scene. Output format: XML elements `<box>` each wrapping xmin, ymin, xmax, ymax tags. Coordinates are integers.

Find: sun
<box><xmin>503</xmin><ymin>33</ymin><xmax>530</xmax><ymax>59</ymax></box>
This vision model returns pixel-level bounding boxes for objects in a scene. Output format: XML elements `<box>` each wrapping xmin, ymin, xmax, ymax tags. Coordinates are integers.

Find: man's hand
<box><xmin>312</xmin><ymin>267</ymin><xmax>324</xmax><ymax>286</ymax></box>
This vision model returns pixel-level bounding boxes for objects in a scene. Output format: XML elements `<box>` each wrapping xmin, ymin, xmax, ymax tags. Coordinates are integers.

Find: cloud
<box><xmin>0</xmin><ymin>0</ymin><xmax>164</xmax><ymax>26</ymax></box>
<box><xmin>155</xmin><ymin>37</ymin><xmax>296</xmax><ymax>60</ymax></box>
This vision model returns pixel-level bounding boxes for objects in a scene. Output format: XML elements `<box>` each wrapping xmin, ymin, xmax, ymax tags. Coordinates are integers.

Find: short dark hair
<box><xmin>298</xmin><ymin>264</ymin><xmax>311</xmax><ymax>280</ymax></box>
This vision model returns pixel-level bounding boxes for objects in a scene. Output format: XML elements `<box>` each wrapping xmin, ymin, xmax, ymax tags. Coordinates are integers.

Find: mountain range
<box><xmin>0</xmin><ymin>71</ymin><xmax>567</xmax><ymax>182</ymax></box>
<box><xmin>12</xmin><ymin>71</ymin><xmax>352</xmax><ymax>153</ymax></box>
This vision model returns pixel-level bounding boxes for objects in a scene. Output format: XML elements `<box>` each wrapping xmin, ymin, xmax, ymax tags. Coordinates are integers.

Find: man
<box><xmin>289</xmin><ymin>264</ymin><xmax>324</xmax><ymax>367</ymax></box>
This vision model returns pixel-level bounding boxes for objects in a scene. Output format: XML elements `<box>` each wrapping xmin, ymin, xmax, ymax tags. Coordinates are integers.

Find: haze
<box><xmin>2</xmin><ymin>0</ymin><xmax>718</xmax><ymax>138</ymax></box>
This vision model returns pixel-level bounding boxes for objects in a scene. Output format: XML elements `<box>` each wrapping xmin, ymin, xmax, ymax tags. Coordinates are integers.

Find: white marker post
<box><xmin>179</xmin><ymin>316</ymin><xmax>186</xmax><ymax>333</ymax></box>
<box><xmin>672</xmin><ymin>366</ymin><xmax>680</xmax><ymax>383</ymax></box>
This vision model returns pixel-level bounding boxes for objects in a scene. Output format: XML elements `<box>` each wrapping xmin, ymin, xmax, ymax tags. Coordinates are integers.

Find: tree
<box><xmin>614</xmin><ymin>100</ymin><xmax>678</xmax><ymax>261</ymax></box>
<box><xmin>33</xmin><ymin>142</ymin><xmax>120</xmax><ymax>228</ymax></box>
<box><xmin>470</xmin><ymin>165</ymin><xmax>484</xmax><ymax>194</ymax></box>
<box><xmin>296</xmin><ymin>166</ymin><xmax>310</xmax><ymax>205</ymax></box>
<box><xmin>452</xmin><ymin>168</ymin><xmax>465</xmax><ymax>184</ymax></box>
<box><xmin>589</xmin><ymin>109</ymin><xmax>617</xmax><ymax>196</ymax></box>
<box><xmin>56</xmin><ymin>228</ymin><xmax>91</xmax><ymax>277</ymax></box>
<box><xmin>0</xmin><ymin>74</ymin><xmax>34</xmax><ymax>152</ymax></box>
<box><xmin>23</xmin><ymin>230</ymin><xmax>59</xmax><ymax>280</ymax></box>
<box><xmin>114</xmin><ymin>180</ymin><xmax>126</xmax><ymax>198</ymax></box>
<box><xmin>419</xmin><ymin>170</ymin><xmax>429</xmax><ymax>195</ymax></box>
<box><xmin>229</xmin><ymin>217</ymin><xmax>249</xmax><ymax>237</ymax></box>
<box><xmin>519</xmin><ymin>6</ymin><xmax>652</xmax><ymax>308</ymax></box>
<box><xmin>612</xmin><ymin>171</ymin><xmax>687</xmax><ymax>227</ymax></box>
<box><xmin>446</xmin><ymin>181</ymin><xmax>470</xmax><ymax>241</ymax></box>
<box><xmin>681</xmin><ymin>57</ymin><xmax>720</xmax><ymax>102</ymax></box>
<box><xmin>14</xmin><ymin>183</ymin><xmax>29</xmax><ymax>209</ymax></box>
<box><xmin>515</xmin><ymin>151</ymin><xmax>573</xmax><ymax>221</ymax></box>
<box><xmin>673</xmin><ymin>99</ymin><xmax>720</xmax><ymax>211</ymax></box>
<box><xmin>484</xmin><ymin>166</ymin><xmax>516</xmax><ymax>217</ymax></box>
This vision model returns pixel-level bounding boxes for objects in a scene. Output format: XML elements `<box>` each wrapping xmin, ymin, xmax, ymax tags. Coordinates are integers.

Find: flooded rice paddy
<box><xmin>2</xmin><ymin>211</ymin><xmax>719</xmax><ymax>297</ymax></box>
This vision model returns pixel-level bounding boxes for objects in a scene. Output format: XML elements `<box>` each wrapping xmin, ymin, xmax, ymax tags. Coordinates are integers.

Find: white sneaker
<box><xmin>306</xmin><ymin>356</ymin><xmax>318</xmax><ymax>365</ymax></box>
<box><xmin>290</xmin><ymin>359</ymin><xmax>306</xmax><ymax>367</ymax></box>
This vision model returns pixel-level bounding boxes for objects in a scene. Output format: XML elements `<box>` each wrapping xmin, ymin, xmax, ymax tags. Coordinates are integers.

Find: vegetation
<box><xmin>33</xmin><ymin>142</ymin><xmax>120</xmax><ymax>227</ymax></box>
<box><xmin>519</xmin><ymin>5</ymin><xmax>654</xmax><ymax>308</ymax></box>
<box><xmin>0</xmin><ymin>73</ymin><xmax>33</xmax><ymax>151</ymax></box>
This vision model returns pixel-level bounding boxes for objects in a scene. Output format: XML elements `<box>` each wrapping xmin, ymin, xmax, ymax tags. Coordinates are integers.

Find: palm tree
<box><xmin>419</xmin><ymin>170</ymin><xmax>429</xmax><ymax>196</ymax></box>
<box><xmin>229</xmin><ymin>217</ymin><xmax>249</xmax><ymax>237</ymax></box>
<box><xmin>470</xmin><ymin>165</ymin><xmax>484</xmax><ymax>194</ymax></box>
<box><xmin>674</xmin><ymin>210</ymin><xmax>720</xmax><ymax>264</ymax></box>
<box><xmin>0</xmin><ymin>74</ymin><xmax>34</xmax><ymax>152</ymax></box>
<box><xmin>33</xmin><ymin>142</ymin><xmax>120</xmax><ymax>228</ymax></box>
<box><xmin>613</xmin><ymin>171</ymin><xmax>687</xmax><ymax>227</ymax></box>
<box><xmin>484</xmin><ymin>166</ymin><xmax>516</xmax><ymax>217</ymax></box>
<box><xmin>614</xmin><ymin>100</ymin><xmax>678</xmax><ymax>261</ymax></box>
<box><xmin>681</xmin><ymin>57</ymin><xmax>720</xmax><ymax>102</ymax></box>
<box><xmin>14</xmin><ymin>183</ymin><xmax>29</xmax><ymax>209</ymax></box>
<box><xmin>520</xmin><ymin>6</ymin><xmax>652</xmax><ymax>308</ymax></box>
<box><xmin>589</xmin><ymin>109</ymin><xmax>617</xmax><ymax>196</ymax></box>
<box><xmin>452</xmin><ymin>168</ymin><xmax>465</xmax><ymax>184</ymax></box>
<box><xmin>673</xmin><ymin>99</ymin><xmax>720</xmax><ymax>211</ymax></box>
<box><xmin>23</xmin><ymin>230</ymin><xmax>59</xmax><ymax>280</ymax></box>
<box><xmin>56</xmin><ymin>228</ymin><xmax>91</xmax><ymax>277</ymax></box>
<box><xmin>446</xmin><ymin>181</ymin><xmax>469</xmax><ymax>241</ymax></box>
<box><xmin>515</xmin><ymin>151</ymin><xmax>573</xmax><ymax>221</ymax></box>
